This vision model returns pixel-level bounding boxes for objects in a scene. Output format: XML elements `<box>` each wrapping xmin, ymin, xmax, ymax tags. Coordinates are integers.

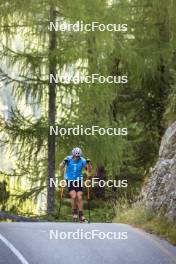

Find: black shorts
<box><xmin>66</xmin><ymin>180</ymin><xmax>83</xmax><ymax>193</ymax></box>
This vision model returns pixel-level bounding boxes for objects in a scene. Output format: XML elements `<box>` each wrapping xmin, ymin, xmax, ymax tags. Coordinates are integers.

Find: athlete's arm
<box><xmin>59</xmin><ymin>158</ymin><xmax>68</xmax><ymax>171</ymax></box>
<box><xmin>86</xmin><ymin>159</ymin><xmax>92</xmax><ymax>173</ymax></box>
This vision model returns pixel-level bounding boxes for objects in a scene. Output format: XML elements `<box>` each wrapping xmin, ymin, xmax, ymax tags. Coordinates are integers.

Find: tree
<box><xmin>0</xmin><ymin>0</ymin><xmax>175</xmax><ymax>218</ymax></box>
<box><xmin>0</xmin><ymin>180</ymin><xmax>10</xmax><ymax>210</ymax></box>
<box><xmin>47</xmin><ymin>6</ymin><xmax>57</xmax><ymax>214</ymax></box>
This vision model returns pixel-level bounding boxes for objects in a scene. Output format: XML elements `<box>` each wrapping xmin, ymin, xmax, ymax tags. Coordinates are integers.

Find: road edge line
<box><xmin>0</xmin><ymin>233</ymin><xmax>29</xmax><ymax>264</ymax></box>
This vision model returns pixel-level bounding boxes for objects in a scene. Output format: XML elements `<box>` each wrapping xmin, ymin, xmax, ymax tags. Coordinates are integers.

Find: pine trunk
<box><xmin>47</xmin><ymin>6</ymin><xmax>57</xmax><ymax>215</ymax></box>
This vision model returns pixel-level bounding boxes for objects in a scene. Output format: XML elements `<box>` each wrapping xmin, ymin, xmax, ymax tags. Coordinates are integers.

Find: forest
<box><xmin>0</xmin><ymin>0</ymin><xmax>176</xmax><ymax>223</ymax></box>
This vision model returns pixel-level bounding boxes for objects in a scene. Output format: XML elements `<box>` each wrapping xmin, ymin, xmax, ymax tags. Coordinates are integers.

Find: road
<box><xmin>0</xmin><ymin>222</ymin><xmax>176</xmax><ymax>264</ymax></box>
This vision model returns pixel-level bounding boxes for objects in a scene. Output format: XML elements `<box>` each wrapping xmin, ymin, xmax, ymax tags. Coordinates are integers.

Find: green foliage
<box><xmin>0</xmin><ymin>0</ymin><xmax>175</xmax><ymax>215</ymax></box>
<box><xmin>114</xmin><ymin>206</ymin><xmax>176</xmax><ymax>245</ymax></box>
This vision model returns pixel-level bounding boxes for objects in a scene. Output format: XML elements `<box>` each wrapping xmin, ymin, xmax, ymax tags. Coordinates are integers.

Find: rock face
<box><xmin>141</xmin><ymin>122</ymin><xmax>176</xmax><ymax>220</ymax></box>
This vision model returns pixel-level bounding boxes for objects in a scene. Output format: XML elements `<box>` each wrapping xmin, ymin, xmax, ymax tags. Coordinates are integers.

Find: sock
<box><xmin>79</xmin><ymin>211</ymin><xmax>83</xmax><ymax>217</ymax></box>
<box><xmin>73</xmin><ymin>209</ymin><xmax>78</xmax><ymax>214</ymax></box>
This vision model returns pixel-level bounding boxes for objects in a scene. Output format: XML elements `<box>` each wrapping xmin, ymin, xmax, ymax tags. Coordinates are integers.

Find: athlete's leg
<box><xmin>76</xmin><ymin>191</ymin><xmax>83</xmax><ymax>211</ymax></box>
<box><xmin>69</xmin><ymin>190</ymin><xmax>78</xmax><ymax>220</ymax></box>
<box><xmin>77</xmin><ymin>191</ymin><xmax>86</xmax><ymax>221</ymax></box>
<box><xmin>69</xmin><ymin>190</ymin><xmax>77</xmax><ymax>210</ymax></box>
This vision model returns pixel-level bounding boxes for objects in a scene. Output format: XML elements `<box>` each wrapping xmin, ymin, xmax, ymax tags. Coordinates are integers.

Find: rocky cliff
<box><xmin>141</xmin><ymin>121</ymin><xmax>176</xmax><ymax>220</ymax></box>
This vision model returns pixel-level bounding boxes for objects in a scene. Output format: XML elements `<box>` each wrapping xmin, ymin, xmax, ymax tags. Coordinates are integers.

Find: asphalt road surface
<box><xmin>0</xmin><ymin>222</ymin><xmax>176</xmax><ymax>264</ymax></box>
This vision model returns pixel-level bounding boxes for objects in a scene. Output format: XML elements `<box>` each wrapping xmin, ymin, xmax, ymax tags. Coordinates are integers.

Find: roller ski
<box><xmin>79</xmin><ymin>211</ymin><xmax>88</xmax><ymax>223</ymax></box>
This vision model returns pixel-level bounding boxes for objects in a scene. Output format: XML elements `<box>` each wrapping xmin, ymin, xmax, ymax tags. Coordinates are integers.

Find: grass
<box><xmin>53</xmin><ymin>198</ymin><xmax>115</xmax><ymax>223</ymax></box>
<box><xmin>37</xmin><ymin>195</ymin><xmax>115</xmax><ymax>223</ymax></box>
<box><xmin>113</xmin><ymin>206</ymin><xmax>176</xmax><ymax>245</ymax></box>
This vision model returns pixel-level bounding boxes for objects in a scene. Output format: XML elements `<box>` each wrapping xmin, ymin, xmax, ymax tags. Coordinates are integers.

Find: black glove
<box><xmin>64</xmin><ymin>158</ymin><xmax>68</xmax><ymax>164</ymax></box>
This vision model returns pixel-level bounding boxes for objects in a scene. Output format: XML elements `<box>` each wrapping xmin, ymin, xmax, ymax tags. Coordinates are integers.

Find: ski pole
<box><xmin>86</xmin><ymin>170</ymin><xmax>91</xmax><ymax>223</ymax></box>
<box><xmin>58</xmin><ymin>159</ymin><xmax>68</xmax><ymax>221</ymax></box>
<box><xmin>58</xmin><ymin>180</ymin><xmax>64</xmax><ymax>220</ymax></box>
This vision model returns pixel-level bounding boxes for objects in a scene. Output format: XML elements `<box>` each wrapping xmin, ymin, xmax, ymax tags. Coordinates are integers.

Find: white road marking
<box><xmin>0</xmin><ymin>233</ymin><xmax>29</xmax><ymax>264</ymax></box>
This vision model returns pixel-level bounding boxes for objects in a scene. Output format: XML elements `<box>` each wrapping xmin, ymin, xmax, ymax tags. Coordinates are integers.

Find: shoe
<box><xmin>79</xmin><ymin>211</ymin><xmax>87</xmax><ymax>223</ymax></box>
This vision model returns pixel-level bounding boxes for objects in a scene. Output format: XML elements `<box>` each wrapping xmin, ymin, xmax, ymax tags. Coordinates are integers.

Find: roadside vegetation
<box><xmin>113</xmin><ymin>205</ymin><xmax>176</xmax><ymax>245</ymax></box>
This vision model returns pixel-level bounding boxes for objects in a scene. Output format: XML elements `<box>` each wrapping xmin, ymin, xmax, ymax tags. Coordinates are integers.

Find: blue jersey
<box><xmin>65</xmin><ymin>156</ymin><xmax>87</xmax><ymax>181</ymax></box>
